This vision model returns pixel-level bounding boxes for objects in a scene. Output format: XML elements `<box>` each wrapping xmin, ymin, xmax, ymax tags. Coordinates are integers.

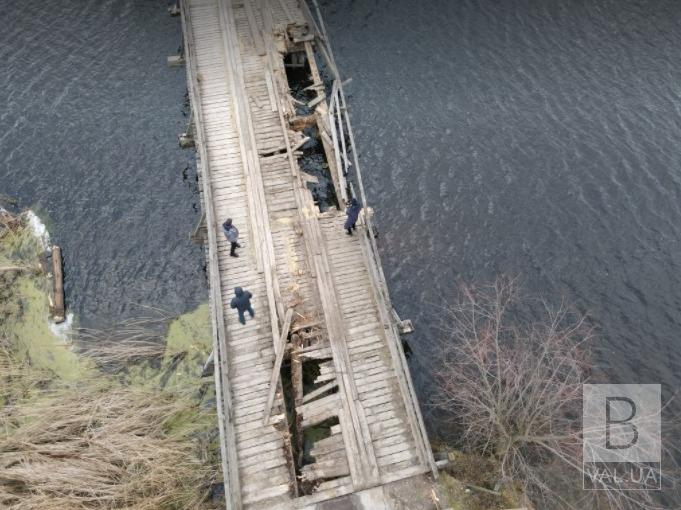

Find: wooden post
<box><xmin>51</xmin><ymin>246</ymin><xmax>65</xmax><ymax>323</ymax></box>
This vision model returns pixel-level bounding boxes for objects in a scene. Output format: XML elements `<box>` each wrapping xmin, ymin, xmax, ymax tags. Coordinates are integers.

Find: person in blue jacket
<box><xmin>230</xmin><ymin>287</ymin><xmax>254</xmax><ymax>325</ymax></box>
<box><xmin>344</xmin><ymin>198</ymin><xmax>361</xmax><ymax>235</ymax></box>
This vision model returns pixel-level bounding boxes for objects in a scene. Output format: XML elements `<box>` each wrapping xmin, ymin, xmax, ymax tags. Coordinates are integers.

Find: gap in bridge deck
<box><xmin>284</xmin><ymin>50</ymin><xmax>339</xmax><ymax>212</ymax></box>
<box><xmin>284</xmin><ymin>341</ymin><xmax>346</xmax><ymax>496</ymax></box>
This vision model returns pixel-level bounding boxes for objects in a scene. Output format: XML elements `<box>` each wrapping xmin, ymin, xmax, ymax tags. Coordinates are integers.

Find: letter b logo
<box><xmin>583</xmin><ymin>385</ymin><xmax>660</xmax><ymax>464</ymax></box>
<box><xmin>605</xmin><ymin>396</ymin><xmax>639</xmax><ymax>450</ymax></box>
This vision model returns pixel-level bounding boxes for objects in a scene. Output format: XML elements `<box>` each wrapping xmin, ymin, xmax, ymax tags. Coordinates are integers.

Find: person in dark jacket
<box><xmin>222</xmin><ymin>218</ymin><xmax>240</xmax><ymax>257</ymax></box>
<box><xmin>230</xmin><ymin>287</ymin><xmax>254</xmax><ymax>325</ymax></box>
<box><xmin>344</xmin><ymin>198</ymin><xmax>361</xmax><ymax>235</ymax></box>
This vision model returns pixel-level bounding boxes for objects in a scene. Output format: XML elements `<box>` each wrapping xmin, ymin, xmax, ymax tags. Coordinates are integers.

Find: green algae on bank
<box><xmin>0</xmin><ymin>211</ymin><xmax>87</xmax><ymax>381</ymax></box>
<box><xmin>164</xmin><ymin>303</ymin><xmax>213</xmax><ymax>385</ymax></box>
<box><xmin>4</xmin><ymin>276</ymin><xmax>87</xmax><ymax>381</ymax></box>
<box><xmin>120</xmin><ymin>303</ymin><xmax>215</xmax><ymax>395</ymax></box>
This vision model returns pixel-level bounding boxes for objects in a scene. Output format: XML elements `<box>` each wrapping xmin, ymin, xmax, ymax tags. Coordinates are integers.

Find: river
<box><xmin>1</xmin><ymin>0</ymin><xmax>205</xmax><ymax>327</ymax></box>
<box><xmin>3</xmin><ymin>0</ymin><xmax>681</xmax><ymax>464</ymax></box>
<box><xmin>319</xmin><ymin>0</ymin><xmax>681</xmax><ymax>410</ymax></box>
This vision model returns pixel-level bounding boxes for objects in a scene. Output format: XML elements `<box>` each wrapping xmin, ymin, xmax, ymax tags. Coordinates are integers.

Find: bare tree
<box><xmin>431</xmin><ymin>277</ymin><xmax>678</xmax><ymax>510</ymax></box>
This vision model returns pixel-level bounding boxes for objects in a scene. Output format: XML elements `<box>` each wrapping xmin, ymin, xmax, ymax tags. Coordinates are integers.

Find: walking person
<box><xmin>222</xmin><ymin>218</ymin><xmax>240</xmax><ymax>257</ymax></box>
<box><xmin>230</xmin><ymin>287</ymin><xmax>255</xmax><ymax>325</ymax></box>
<box><xmin>344</xmin><ymin>198</ymin><xmax>361</xmax><ymax>235</ymax></box>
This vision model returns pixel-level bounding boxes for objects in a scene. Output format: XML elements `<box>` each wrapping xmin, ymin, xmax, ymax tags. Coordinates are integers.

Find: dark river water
<box><xmin>320</xmin><ymin>0</ymin><xmax>681</xmax><ymax>409</ymax></box>
<box><xmin>4</xmin><ymin>0</ymin><xmax>681</xmax><ymax>482</ymax></box>
<box><xmin>1</xmin><ymin>0</ymin><xmax>205</xmax><ymax>327</ymax></box>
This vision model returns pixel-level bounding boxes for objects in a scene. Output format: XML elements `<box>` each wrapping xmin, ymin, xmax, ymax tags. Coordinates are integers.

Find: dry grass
<box><xmin>0</xmin><ymin>381</ymin><xmax>217</xmax><ymax>509</ymax></box>
<box><xmin>78</xmin><ymin>317</ymin><xmax>170</xmax><ymax>372</ymax></box>
<box><xmin>0</xmin><ymin>341</ymin><xmax>219</xmax><ymax>510</ymax></box>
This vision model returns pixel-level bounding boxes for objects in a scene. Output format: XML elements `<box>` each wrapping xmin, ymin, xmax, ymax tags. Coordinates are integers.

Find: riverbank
<box><xmin>0</xmin><ymin>210</ymin><xmax>220</xmax><ymax>509</ymax></box>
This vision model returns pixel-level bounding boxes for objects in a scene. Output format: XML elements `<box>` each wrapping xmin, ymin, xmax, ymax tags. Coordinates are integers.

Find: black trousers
<box><xmin>230</xmin><ymin>241</ymin><xmax>238</xmax><ymax>255</ymax></box>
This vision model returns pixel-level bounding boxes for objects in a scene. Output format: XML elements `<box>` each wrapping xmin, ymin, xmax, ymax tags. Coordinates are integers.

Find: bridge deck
<box><xmin>180</xmin><ymin>0</ymin><xmax>436</xmax><ymax>508</ymax></box>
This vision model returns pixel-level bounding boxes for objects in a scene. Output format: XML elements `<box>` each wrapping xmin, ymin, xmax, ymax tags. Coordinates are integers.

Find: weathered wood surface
<box><xmin>51</xmin><ymin>246</ymin><xmax>65</xmax><ymax>323</ymax></box>
<box><xmin>182</xmin><ymin>0</ymin><xmax>435</xmax><ymax>508</ymax></box>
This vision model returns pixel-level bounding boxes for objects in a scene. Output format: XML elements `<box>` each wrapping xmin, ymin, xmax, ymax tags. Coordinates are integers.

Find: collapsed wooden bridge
<box><xmin>179</xmin><ymin>0</ymin><xmax>436</xmax><ymax>507</ymax></box>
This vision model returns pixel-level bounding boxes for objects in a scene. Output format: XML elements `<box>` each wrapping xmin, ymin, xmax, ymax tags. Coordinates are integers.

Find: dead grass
<box><xmin>0</xmin><ymin>212</ymin><xmax>220</xmax><ymax>509</ymax></box>
<box><xmin>0</xmin><ymin>332</ymin><xmax>219</xmax><ymax>509</ymax></box>
<box><xmin>0</xmin><ymin>378</ymin><xmax>218</xmax><ymax>510</ymax></box>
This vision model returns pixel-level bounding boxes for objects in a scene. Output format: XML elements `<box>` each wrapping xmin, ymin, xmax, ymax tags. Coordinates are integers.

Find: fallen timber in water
<box><xmin>178</xmin><ymin>0</ymin><xmax>437</xmax><ymax>508</ymax></box>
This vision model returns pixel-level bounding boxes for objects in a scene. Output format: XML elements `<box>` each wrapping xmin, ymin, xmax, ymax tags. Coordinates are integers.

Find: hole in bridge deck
<box><xmin>283</xmin><ymin>51</ymin><xmax>339</xmax><ymax>212</ymax></box>
<box><xmin>282</xmin><ymin>346</ymin><xmax>347</xmax><ymax>496</ymax></box>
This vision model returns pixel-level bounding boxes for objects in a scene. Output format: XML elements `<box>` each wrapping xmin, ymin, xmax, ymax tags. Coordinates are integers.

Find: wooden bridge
<box><xmin>179</xmin><ymin>0</ymin><xmax>436</xmax><ymax>508</ymax></box>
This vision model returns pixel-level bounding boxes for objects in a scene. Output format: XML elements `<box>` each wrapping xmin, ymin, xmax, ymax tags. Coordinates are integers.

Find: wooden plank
<box><xmin>263</xmin><ymin>308</ymin><xmax>294</xmax><ymax>424</ymax></box>
<box><xmin>302</xmin><ymin>380</ymin><xmax>338</xmax><ymax>404</ymax></box>
<box><xmin>264</xmin><ymin>71</ymin><xmax>279</xmax><ymax>112</ymax></box>
<box><xmin>242</xmin><ymin>483</ymin><xmax>291</xmax><ymax>505</ymax></box>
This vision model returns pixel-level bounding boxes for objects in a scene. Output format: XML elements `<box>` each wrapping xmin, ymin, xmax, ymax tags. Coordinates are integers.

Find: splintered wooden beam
<box><xmin>263</xmin><ymin>308</ymin><xmax>295</xmax><ymax>425</ymax></box>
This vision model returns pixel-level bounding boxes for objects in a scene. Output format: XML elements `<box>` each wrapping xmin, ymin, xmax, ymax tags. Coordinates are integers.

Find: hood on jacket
<box><xmin>234</xmin><ymin>287</ymin><xmax>243</xmax><ymax>296</ymax></box>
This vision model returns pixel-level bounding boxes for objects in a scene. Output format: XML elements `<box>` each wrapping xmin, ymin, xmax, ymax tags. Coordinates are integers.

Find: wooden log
<box><xmin>335</xmin><ymin>85</ymin><xmax>350</xmax><ymax>176</ymax></box>
<box><xmin>51</xmin><ymin>246</ymin><xmax>65</xmax><ymax>323</ymax></box>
